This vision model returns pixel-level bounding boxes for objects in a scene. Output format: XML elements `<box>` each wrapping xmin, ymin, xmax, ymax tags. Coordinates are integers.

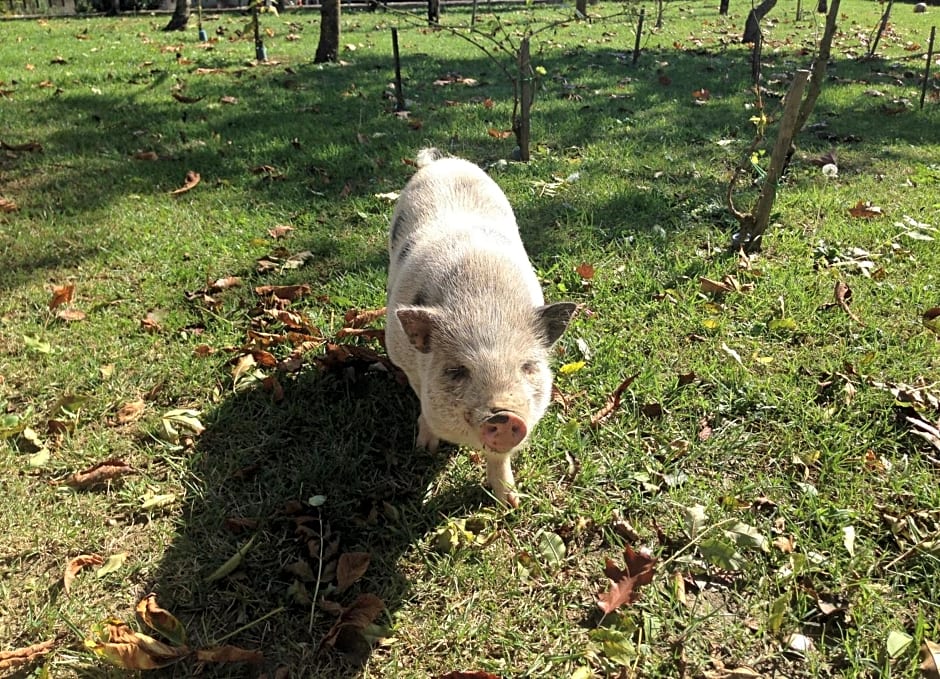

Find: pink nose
<box><xmin>480</xmin><ymin>412</ymin><xmax>528</xmax><ymax>453</ymax></box>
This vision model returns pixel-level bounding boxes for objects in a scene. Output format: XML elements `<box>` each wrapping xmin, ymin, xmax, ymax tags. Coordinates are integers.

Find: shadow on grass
<box><xmin>6</xmin><ymin>14</ymin><xmax>937</xmax><ymax>292</ymax></box>
<box><xmin>144</xmin><ymin>355</ymin><xmax>503</xmax><ymax>677</ymax></box>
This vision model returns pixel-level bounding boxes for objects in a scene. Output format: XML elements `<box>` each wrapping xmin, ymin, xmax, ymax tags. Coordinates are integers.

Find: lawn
<box><xmin>0</xmin><ymin>0</ymin><xmax>939</xmax><ymax>677</ymax></box>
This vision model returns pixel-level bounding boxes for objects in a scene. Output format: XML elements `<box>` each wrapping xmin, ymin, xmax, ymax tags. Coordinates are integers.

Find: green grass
<box><xmin>1</xmin><ymin>1</ymin><xmax>939</xmax><ymax>677</ymax></box>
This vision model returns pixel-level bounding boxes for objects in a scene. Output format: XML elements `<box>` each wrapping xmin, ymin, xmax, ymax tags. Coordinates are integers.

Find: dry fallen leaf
<box><xmin>219</xmin><ymin>95</ymin><xmax>238</xmax><ymax>105</ymax></box>
<box><xmin>136</xmin><ymin>594</ymin><xmax>187</xmax><ymax>646</ymax></box>
<box><xmin>0</xmin><ymin>638</ymin><xmax>56</xmax><ymax>672</ymax></box>
<box><xmin>0</xmin><ymin>197</ymin><xmax>19</xmax><ymax>212</ymax></box>
<box><xmin>922</xmin><ymin>639</ymin><xmax>940</xmax><ymax>679</ymax></box>
<box><xmin>848</xmin><ymin>200</ymin><xmax>883</xmax><ymax>219</ymax></box>
<box><xmin>319</xmin><ymin>593</ymin><xmax>385</xmax><ymax>653</ymax></box>
<box><xmin>49</xmin><ymin>283</ymin><xmax>75</xmax><ymax>309</ymax></box>
<box><xmin>133</xmin><ymin>150</ymin><xmax>159</xmax><ymax>161</ymax></box>
<box><xmin>268</xmin><ymin>224</ymin><xmax>294</xmax><ymax>239</ymax></box>
<box><xmin>590</xmin><ymin>373</ymin><xmax>639</xmax><ymax>428</ymax></box>
<box><xmin>336</xmin><ymin>552</ymin><xmax>371</xmax><ymax>592</ymax></box>
<box><xmin>115</xmin><ymin>399</ymin><xmax>146</xmax><ymax>425</ymax></box>
<box><xmin>56</xmin><ymin>308</ymin><xmax>86</xmax><ymax>322</ymax></box>
<box><xmin>436</xmin><ymin>672</ymin><xmax>501</xmax><ymax>679</ymax></box>
<box><xmin>64</xmin><ymin>554</ymin><xmax>104</xmax><ymax>593</ymax></box>
<box><xmin>85</xmin><ymin>621</ymin><xmax>190</xmax><ymax>670</ymax></box>
<box><xmin>575</xmin><ymin>262</ymin><xmax>596</xmax><ymax>280</ymax></box>
<box><xmin>487</xmin><ymin>128</ymin><xmax>512</xmax><ymax>139</ymax></box>
<box><xmin>65</xmin><ymin>459</ymin><xmax>134</xmax><ymax>489</ymax></box>
<box><xmin>596</xmin><ymin>545</ymin><xmax>657</xmax><ymax>614</ymax></box>
<box><xmin>255</xmin><ymin>284</ymin><xmax>312</xmax><ymax>302</ymax></box>
<box><xmin>343</xmin><ymin>307</ymin><xmax>386</xmax><ymax>328</ymax></box>
<box><xmin>170</xmin><ymin>171</ymin><xmax>201</xmax><ymax>195</ymax></box>
<box><xmin>140</xmin><ymin>311</ymin><xmax>163</xmax><ymax>333</ymax></box>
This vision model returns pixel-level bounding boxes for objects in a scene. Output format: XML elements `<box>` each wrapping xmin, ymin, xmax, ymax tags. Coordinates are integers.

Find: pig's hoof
<box><xmin>504</xmin><ymin>491</ymin><xmax>520</xmax><ymax>509</ymax></box>
<box><xmin>416</xmin><ymin>417</ymin><xmax>440</xmax><ymax>452</ymax></box>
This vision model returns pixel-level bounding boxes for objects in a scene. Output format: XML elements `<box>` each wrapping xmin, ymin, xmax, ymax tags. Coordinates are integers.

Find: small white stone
<box><xmin>822</xmin><ymin>163</ymin><xmax>839</xmax><ymax>178</ymax></box>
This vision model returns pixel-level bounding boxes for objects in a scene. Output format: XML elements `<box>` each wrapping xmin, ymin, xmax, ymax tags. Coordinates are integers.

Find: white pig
<box><xmin>386</xmin><ymin>148</ymin><xmax>576</xmax><ymax>507</ymax></box>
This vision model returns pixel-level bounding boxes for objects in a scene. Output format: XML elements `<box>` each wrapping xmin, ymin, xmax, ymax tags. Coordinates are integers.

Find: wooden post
<box><xmin>517</xmin><ymin>37</ymin><xmax>532</xmax><ymax>162</ymax></box>
<box><xmin>719</xmin><ymin>0</ymin><xmax>729</xmax><ymax>16</ymax></box>
<box><xmin>392</xmin><ymin>28</ymin><xmax>406</xmax><ymax>112</ymax></box>
<box><xmin>632</xmin><ymin>8</ymin><xmax>645</xmax><ymax>65</ymax></box>
<box><xmin>920</xmin><ymin>26</ymin><xmax>936</xmax><ymax>110</ymax></box>
<box><xmin>656</xmin><ymin>0</ymin><xmax>663</xmax><ymax>29</ymax></box>
<box><xmin>737</xmin><ymin>70</ymin><xmax>810</xmax><ymax>251</ymax></box>
<box><xmin>795</xmin><ymin>0</ymin><xmax>802</xmax><ymax>22</ymax></box>
<box><xmin>470</xmin><ymin>0</ymin><xmax>477</xmax><ymax>28</ymax></box>
<box><xmin>868</xmin><ymin>0</ymin><xmax>894</xmax><ymax>58</ymax></box>
<box><xmin>427</xmin><ymin>0</ymin><xmax>439</xmax><ymax>26</ymax></box>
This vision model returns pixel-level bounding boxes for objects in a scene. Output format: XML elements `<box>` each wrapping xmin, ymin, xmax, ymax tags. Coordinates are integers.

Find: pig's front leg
<box><xmin>416</xmin><ymin>413</ymin><xmax>440</xmax><ymax>453</ymax></box>
<box><xmin>485</xmin><ymin>452</ymin><xmax>519</xmax><ymax>508</ymax></box>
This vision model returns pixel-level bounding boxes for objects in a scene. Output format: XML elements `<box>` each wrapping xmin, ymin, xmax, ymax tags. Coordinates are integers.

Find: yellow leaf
<box><xmin>559</xmin><ymin>361</ymin><xmax>586</xmax><ymax>375</ymax></box>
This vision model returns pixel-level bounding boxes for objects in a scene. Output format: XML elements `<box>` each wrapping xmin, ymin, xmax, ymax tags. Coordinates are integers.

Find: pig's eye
<box><xmin>445</xmin><ymin>365</ymin><xmax>469</xmax><ymax>381</ymax></box>
<box><xmin>522</xmin><ymin>361</ymin><xmax>538</xmax><ymax>375</ymax></box>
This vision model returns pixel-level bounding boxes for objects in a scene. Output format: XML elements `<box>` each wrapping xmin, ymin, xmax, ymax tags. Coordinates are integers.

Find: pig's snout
<box><xmin>480</xmin><ymin>411</ymin><xmax>527</xmax><ymax>453</ymax></box>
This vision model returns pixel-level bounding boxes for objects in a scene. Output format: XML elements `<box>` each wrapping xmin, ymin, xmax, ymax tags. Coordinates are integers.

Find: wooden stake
<box><xmin>392</xmin><ymin>28</ymin><xmax>406</xmax><ymax>112</ymax></box>
<box><xmin>632</xmin><ymin>8</ymin><xmax>645</xmax><ymax>65</ymax></box>
<box><xmin>921</xmin><ymin>26</ymin><xmax>936</xmax><ymax>110</ymax></box>
<box><xmin>868</xmin><ymin>0</ymin><xmax>894</xmax><ymax>58</ymax></box>
<box><xmin>517</xmin><ymin>37</ymin><xmax>532</xmax><ymax>161</ymax></box>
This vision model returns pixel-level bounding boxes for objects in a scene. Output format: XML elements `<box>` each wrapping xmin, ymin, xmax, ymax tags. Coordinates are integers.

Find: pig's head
<box><xmin>395</xmin><ymin>301</ymin><xmax>576</xmax><ymax>455</ymax></box>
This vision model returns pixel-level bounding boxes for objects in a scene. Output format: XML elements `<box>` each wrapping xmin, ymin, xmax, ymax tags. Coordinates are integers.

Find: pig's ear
<box><xmin>535</xmin><ymin>302</ymin><xmax>577</xmax><ymax>347</ymax></box>
<box><xmin>397</xmin><ymin>308</ymin><xmax>437</xmax><ymax>354</ymax></box>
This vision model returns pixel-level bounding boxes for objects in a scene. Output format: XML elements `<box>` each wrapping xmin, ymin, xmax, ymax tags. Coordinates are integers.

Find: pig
<box><xmin>386</xmin><ymin>148</ymin><xmax>576</xmax><ymax>507</ymax></box>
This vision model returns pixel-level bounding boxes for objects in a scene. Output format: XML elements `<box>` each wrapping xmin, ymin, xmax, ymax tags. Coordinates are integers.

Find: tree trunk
<box><xmin>816</xmin><ymin>0</ymin><xmax>827</xmax><ymax>13</ymax></box>
<box><xmin>794</xmin><ymin>0</ymin><xmax>840</xmax><ymax>131</ymax></box>
<box><xmin>743</xmin><ymin>0</ymin><xmax>777</xmax><ymax>43</ymax></box>
<box><xmin>162</xmin><ymin>0</ymin><xmax>190</xmax><ymax>31</ymax></box>
<box><xmin>575</xmin><ymin>0</ymin><xmax>587</xmax><ymax>17</ymax></box>
<box><xmin>719</xmin><ymin>0</ymin><xmax>729</xmax><ymax>15</ymax></box>
<box><xmin>109</xmin><ymin>0</ymin><xmax>120</xmax><ymax>16</ymax></box>
<box><xmin>427</xmin><ymin>0</ymin><xmax>440</xmax><ymax>25</ymax></box>
<box><xmin>314</xmin><ymin>0</ymin><xmax>340</xmax><ymax>63</ymax></box>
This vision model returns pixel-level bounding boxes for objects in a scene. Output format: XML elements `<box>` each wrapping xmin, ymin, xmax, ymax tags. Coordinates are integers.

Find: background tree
<box><xmin>163</xmin><ymin>0</ymin><xmax>190</xmax><ymax>31</ymax></box>
<box><xmin>315</xmin><ymin>0</ymin><xmax>340</xmax><ymax>63</ymax></box>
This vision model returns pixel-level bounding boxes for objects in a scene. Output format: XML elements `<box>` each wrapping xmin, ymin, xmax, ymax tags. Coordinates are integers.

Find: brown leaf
<box><xmin>640</xmin><ymin>402</ymin><xmax>663</xmax><ymax>419</ymax></box>
<box><xmin>848</xmin><ymin>200</ymin><xmax>883</xmax><ymax>219</ymax></box>
<box><xmin>699</xmin><ymin>276</ymin><xmax>732</xmax><ymax>294</ymax></box>
<box><xmin>589</xmin><ymin>373</ymin><xmax>639</xmax><ymax>428</ymax></box>
<box><xmin>193</xmin><ymin>344</ymin><xmax>215</xmax><ymax>357</ymax></box>
<box><xmin>255</xmin><ymin>284</ymin><xmax>312</xmax><ymax>302</ymax></box>
<box><xmin>835</xmin><ymin>280</ymin><xmax>863</xmax><ymax>325</ymax></box>
<box><xmin>319</xmin><ymin>593</ymin><xmax>385</xmax><ymax>653</ymax></box>
<box><xmin>487</xmin><ymin>128</ymin><xmax>512</xmax><ymax>139</ymax></box>
<box><xmin>49</xmin><ymin>283</ymin><xmax>75</xmax><ymax>309</ymax></box>
<box><xmin>65</xmin><ymin>459</ymin><xmax>134</xmax><ymax>489</ymax></box>
<box><xmin>140</xmin><ymin>311</ymin><xmax>163</xmax><ymax>333</ymax></box>
<box><xmin>252</xmin><ymin>349</ymin><xmax>278</xmax><ymax>368</ymax></box>
<box><xmin>133</xmin><ymin>150</ymin><xmax>159</xmax><ymax>161</ymax></box>
<box><xmin>262</xmin><ymin>375</ymin><xmax>285</xmax><ymax>402</ymax></box>
<box><xmin>697</xmin><ymin>417</ymin><xmax>713</xmax><ymax>441</ymax></box>
<box><xmin>64</xmin><ymin>554</ymin><xmax>104</xmax><ymax>593</ymax></box>
<box><xmin>575</xmin><ymin>262</ymin><xmax>596</xmax><ymax>280</ymax></box>
<box><xmin>208</xmin><ymin>276</ymin><xmax>241</xmax><ymax>292</ymax></box>
<box><xmin>436</xmin><ymin>672</ymin><xmax>501</xmax><ymax>679</ymax></box>
<box><xmin>596</xmin><ymin>545</ymin><xmax>657</xmax><ymax>614</ymax></box>
<box><xmin>196</xmin><ymin>645</ymin><xmax>264</xmax><ymax>664</ymax></box>
<box><xmin>116</xmin><ymin>399</ymin><xmax>146</xmax><ymax>424</ymax></box>
<box><xmin>219</xmin><ymin>95</ymin><xmax>238</xmax><ymax>105</ymax></box>
<box><xmin>0</xmin><ymin>197</ymin><xmax>19</xmax><ymax>212</ymax></box>
<box><xmin>691</xmin><ymin>88</ymin><xmax>710</xmax><ymax>101</ymax></box>
<box><xmin>268</xmin><ymin>225</ymin><xmax>294</xmax><ymax>239</ymax></box>
<box><xmin>136</xmin><ymin>594</ymin><xmax>187</xmax><ymax>646</ymax></box>
<box><xmin>336</xmin><ymin>552</ymin><xmax>371</xmax><ymax>592</ymax></box>
<box><xmin>86</xmin><ymin>621</ymin><xmax>190</xmax><ymax>670</ymax></box>
<box><xmin>224</xmin><ymin>517</ymin><xmax>259</xmax><ymax>533</ymax></box>
<box><xmin>773</xmin><ymin>535</ymin><xmax>795</xmax><ymax>554</ymax></box>
<box><xmin>170</xmin><ymin>170</ymin><xmax>201</xmax><ymax>196</ymax></box>
<box><xmin>343</xmin><ymin>307</ymin><xmax>387</xmax><ymax>328</ymax></box>
<box><xmin>56</xmin><ymin>308</ymin><xmax>86</xmax><ymax>322</ymax></box>
<box><xmin>922</xmin><ymin>639</ymin><xmax>940</xmax><ymax>679</ymax></box>
<box><xmin>0</xmin><ymin>638</ymin><xmax>55</xmax><ymax>671</ymax></box>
